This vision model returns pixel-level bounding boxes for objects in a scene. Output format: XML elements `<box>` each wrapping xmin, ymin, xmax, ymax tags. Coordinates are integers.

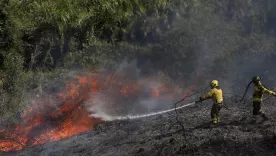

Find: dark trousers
<box><xmin>253</xmin><ymin>101</ymin><xmax>264</xmax><ymax>115</ymax></box>
<box><xmin>211</xmin><ymin>104</ymin><xmax>222</xmax><ymax>119</ymax></box>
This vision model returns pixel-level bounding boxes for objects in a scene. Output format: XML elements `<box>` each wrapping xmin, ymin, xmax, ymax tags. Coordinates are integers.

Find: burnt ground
<box><xmin>1</xmin><ymin>96</ymin><xmax>276</xmax><ymax>156</ymax></box>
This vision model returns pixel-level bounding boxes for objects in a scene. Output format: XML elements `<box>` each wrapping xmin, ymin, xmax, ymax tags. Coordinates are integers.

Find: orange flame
<box><xmin>0</xmin><ymin>74</ymin><xmax>104</xmax><ymax>152</ymax></box>
<box><xmin>0</xmin><ymin>71</ymin><xmax>201</xmax><ymax>152</ymax></box>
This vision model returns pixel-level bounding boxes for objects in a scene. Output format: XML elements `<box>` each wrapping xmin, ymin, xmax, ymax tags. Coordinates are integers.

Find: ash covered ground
<box><xmin>2</xmin><ymin>96</ymin><xmax>276</xmax><ymax>156</ymax></box>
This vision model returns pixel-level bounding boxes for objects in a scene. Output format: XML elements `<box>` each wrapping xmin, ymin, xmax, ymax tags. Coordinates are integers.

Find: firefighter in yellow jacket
<box><xmin>251</xmin><ymin>76</ymin><xmax>276</xmax><ymax>121</ymax></box>
<box><xmin>197</xmin><ymin>80</ymin><xmax>223</xmax><ymax>124</ymax></box>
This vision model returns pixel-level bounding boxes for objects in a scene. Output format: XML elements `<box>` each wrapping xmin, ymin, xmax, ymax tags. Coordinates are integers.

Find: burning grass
<box><xmin>0</xmin><ymin>72</ymin><xmax>104</xmax><ymax>152</ymax></box>
<box><xmin>0</xmin><ymin>69</ymin><xmax>201</xmax><ymax>152</ymax></box>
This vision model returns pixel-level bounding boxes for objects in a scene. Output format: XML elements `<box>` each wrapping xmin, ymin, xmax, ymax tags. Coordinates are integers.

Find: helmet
<box><xmin>252</xmin><ymin>76</ymin><xmax>260</xmax><ymax>83</ymax></box>
<box><xmin>210</xmin><ymin>80</ymin><xmax>219</xmax><ymax>88</ymax></box>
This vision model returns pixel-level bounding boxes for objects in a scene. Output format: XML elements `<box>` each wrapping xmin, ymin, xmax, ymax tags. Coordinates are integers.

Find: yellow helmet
<box><xmin>252</xmin><ymin>76</ymin><xmax>260</xmax><ymax>83</ymax></box>
<box><xmin>210</xmin><ymin>80</ymin><xmax>218</xmax><ymax>88</ymax></box>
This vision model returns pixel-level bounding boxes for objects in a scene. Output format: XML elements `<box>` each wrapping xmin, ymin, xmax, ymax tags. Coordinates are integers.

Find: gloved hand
<box><xmin>199</xmin><ymin>97</ymin><xmax>204</xmax><ymax>101</ymax></box>
<box><xmin>195</xmin><ymin>97</ymin><xmax>203</xmax><ymax>103</ymax></box>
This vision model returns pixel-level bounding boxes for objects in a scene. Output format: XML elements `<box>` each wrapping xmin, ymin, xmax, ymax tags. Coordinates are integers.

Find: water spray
<box><xmin>89</xmin><ymin>101</ymin><xmax>196</xmax><ymax>121</ymax></box>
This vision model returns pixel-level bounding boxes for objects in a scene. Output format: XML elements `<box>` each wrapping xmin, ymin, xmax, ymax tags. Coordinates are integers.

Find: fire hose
<box><xmin>91</xmin><ymin>101</ymin><xmax>197</xmax><ymax>121</ymax></box>
<box><xmin>94</xmin><ymin>86</ymin><xmax>209</xmax><ymax>121</ymax></box>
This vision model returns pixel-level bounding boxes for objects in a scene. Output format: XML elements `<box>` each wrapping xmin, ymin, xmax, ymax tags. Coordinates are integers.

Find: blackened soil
<box><xmin>2</xmin><ymin>97</ymin><xmax>276</xmax><ymax>156</ymax></box>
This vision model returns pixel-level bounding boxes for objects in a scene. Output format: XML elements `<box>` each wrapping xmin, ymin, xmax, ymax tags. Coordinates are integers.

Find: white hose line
<box><xmin>90</xmin><ymin>102</ymin><xmax>196</xmax><ymax>121</ymax></box>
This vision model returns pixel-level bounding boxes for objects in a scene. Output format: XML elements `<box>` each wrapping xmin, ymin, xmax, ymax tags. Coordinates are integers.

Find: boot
<box><xmin>217</xmin><ymin>116</ymin><xmax>220</xmax><ymax>123</ymax></box>
<box><xmin>212</xmin><ymin>116</ymin><xmax>218</xmax><ymax>125</ymax></box>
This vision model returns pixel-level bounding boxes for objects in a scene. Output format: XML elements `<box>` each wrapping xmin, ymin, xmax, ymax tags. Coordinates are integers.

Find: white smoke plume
<box><xmin>84</xmin><ymin>60</ymin><xmax>194</xmax><ymax>121</ymax></box>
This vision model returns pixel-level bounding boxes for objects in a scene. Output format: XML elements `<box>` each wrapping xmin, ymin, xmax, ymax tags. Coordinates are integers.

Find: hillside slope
<box><xmin>2</xmin><ymin>97</ymin><xmax>276</xmax><ymax>156</ymax></box>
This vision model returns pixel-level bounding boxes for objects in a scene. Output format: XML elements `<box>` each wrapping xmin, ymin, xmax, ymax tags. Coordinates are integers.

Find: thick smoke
<box><xmin>84</xmin><ymin>60</ymin><xmax>191</xmax><ymax>120</ymax></box>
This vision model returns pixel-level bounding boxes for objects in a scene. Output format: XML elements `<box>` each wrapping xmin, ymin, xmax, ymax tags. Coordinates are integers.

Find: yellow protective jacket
<box><xmin>253</xmin><ymin>82</ymin><xmax>276</xmax><ymax>102</ymax></box>
<box><xmin>200</xmin><ymin>87</ymin><xmax>223</xmax><ymax>104</ymax></box>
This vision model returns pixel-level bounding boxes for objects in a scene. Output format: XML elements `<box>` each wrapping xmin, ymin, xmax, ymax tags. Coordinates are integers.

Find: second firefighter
<box><xmin>250</xmin><ymin>76</ymin><xmax>276</xmax><ymax>122</ymax></box>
